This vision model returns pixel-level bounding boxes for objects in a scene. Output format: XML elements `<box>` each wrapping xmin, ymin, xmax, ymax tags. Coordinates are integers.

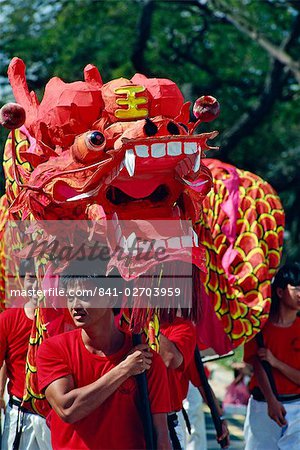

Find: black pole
<box><xmin>255</xmin><ymin>332</ymin><xmax>278</xmax><ymax>398</ymax></box>
<box><xmin>194</xmin><ymin>346</ymin><xmax>228</xmax><ymax>448</ymax></box>
<box><xmin>132</xmin><ymin>333</ymin><xmax>156</xmax><ymax>450</ymax></box>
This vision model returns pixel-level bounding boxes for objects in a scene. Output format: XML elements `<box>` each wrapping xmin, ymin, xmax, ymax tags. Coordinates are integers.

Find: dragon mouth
<box><xmin>106</xmin><ymin>184</ymin><xmax>169</xmax><ymax>206</ymax></box>
<box><xmin>105</xmin><ymin>212</ymin><xmax>200</xmax><ymax>281</ymax></box>
<box><xmin>102</xmin><ymin>136</ymin><xmax>205</xmax><ymax>212</ymax></box>
<box><xmin>109</xmin><ymin>213</ymin><xmax>198</xmax><ymax>252</ymax></box>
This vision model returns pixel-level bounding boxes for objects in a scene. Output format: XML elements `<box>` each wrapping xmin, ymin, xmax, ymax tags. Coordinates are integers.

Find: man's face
<box><xmin>66</xmin><ymin>279</ymin><xmax>112</xmax><ymax>328</ymax></box>
<box><xmin>23</xmin><ymin>272</ymin><xmax>39</xmax><ymax>305</ymax></box>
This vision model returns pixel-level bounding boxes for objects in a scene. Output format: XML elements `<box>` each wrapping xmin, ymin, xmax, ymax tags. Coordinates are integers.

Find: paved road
<box><xmin>204</xmin><ymin>404</ymin><xmax>246</xmax><ymax>449</ymax></box>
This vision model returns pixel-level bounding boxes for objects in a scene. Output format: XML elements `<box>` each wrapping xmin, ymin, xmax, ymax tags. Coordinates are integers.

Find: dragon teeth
<box><xmin>192</xmin><ymin>229</ymin><xmax>199</xmax><ymax>247</ymax></box>
<box><xmin>181</xmin><ymin>178</ymin><xmax>208</xmax><ymax>188</ymax></box>
<box><xmin>167</xmin><ymin>142</ymin><xmax>181</xmax><ymax>156</ymax></box>
<box><xmin>193</xmin><ymin>152</ymin><xmax>201</xmax><ymax>172</ymax></box>
<box><xmin>112</xmin><ymin>212</ymin><xmax>119</xmax><ymax>227</ymax></box>
<box><xmin>132</xmin><ymin>141</ymin><xmax>200</xmax><ymax>158</ymax></box>
<box><xmin>127</xmin><ymin>232</ymin><xmax>137</xmax><ymax>249</ymax></box>
<box><xmin>119</xmin><ymin>235</ymin><xmax>128</xmax><ymax>252</ymax></box>
<box><xmin>167</xmin><ymin>237</ymin><xmax>181</xmax><ymax>249</ymax></box>
<box><xmin>66</xmin><ymin>186</ymin><xmax>100</xmax><ymax>202</ymax></box>
<box><xmin>181</xmin><ymin>235</ymin><xmax>193</xmax><ymax>247</ymax></box>
<box><xmin>184</xmin><ymin>142</ymin><xmax>197</xmax><ymax>154</ymax></box>
<box><xmin>124</xmin><ymin>149</ymin><xmax>135</xmax><ymax>176</ymax></box>
<box><xmin>135</xmin><ymin>145</ymin><xmax>149</xmax><ymax>157</ymax></box>
<box><xmin>151</xmin><ymin>143</ymin><xmax>166</xmax><ymax>158</ymax></box>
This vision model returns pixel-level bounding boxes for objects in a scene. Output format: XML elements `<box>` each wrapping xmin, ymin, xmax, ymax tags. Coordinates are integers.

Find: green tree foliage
<box><xmin>0</xmin><ymin>0</ymin><xmax>299</xmax><ymax>259</ymax></box>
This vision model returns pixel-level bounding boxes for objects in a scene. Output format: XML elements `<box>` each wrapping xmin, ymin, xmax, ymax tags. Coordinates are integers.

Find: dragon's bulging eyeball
<box><xmin>87</xmin><ymin>131</ymin><xmax>106</xmax><ymax>148</ymax></box>
<box><xmin>72</xmin><ymin>130</ymin><xmax>107</xmax><ymax>164</ymax></box>
<box><xmin>0</xmin><ymin>103</ymin><xmax>26</xmax><ymax>129</ymax></box>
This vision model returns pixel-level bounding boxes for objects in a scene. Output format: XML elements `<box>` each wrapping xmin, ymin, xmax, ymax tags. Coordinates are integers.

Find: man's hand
<box><xmin>122</xmin><ymin>344</ymin><xmax>153</xmax><ymax>376</ymax></box>
<box><xmin>153</xmin><ymin>413</ymin><xmax>172</xmax><ymax>450</ymax></box>
<box><xmin>257</xmin><ymin>348</ymin><xmax>278</xmax><ymax>368</ymax></box>
<box><xmin>0</xmin><ymin>396</ymin><xmax>6</xmax><ymax>413</ymax></box>
<box><xmin>267</xmin><ymin>398</ymin><xmax>287</xmax><ymax>427</ymax></box>
<box><xmin>217</xmin><ymin>419</ymin><xmax>230</xmax><ymax>448</ymax></box>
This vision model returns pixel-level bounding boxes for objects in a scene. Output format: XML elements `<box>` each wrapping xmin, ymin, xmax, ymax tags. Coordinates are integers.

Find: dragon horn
<box><xmin>7</xmin><ymin>57</ymin><xmax>39</xmax><ymax>129</ymax></box>
<box><xmin>84</xmin><ymin>64</ymin><xmax>103</xmax><ymax>86</ymax></box>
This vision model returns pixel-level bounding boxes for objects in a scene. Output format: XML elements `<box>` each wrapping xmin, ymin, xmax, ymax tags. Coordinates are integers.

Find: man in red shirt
<box><xmin>244</xmin><ymin>262</ymin><xmax>300</xmax><ymax>449</ymax></box>
<box><xmin>160</xmin><ymin>319</ymin><xmax>229</xmax><ymax>449</ymax></box>
<box><xmin>181</xmin><ymin>351</ymin><xmax>229</xmax><ymax>449</ymax></box>
<box><xmin>159</xmin><ymin>317</ymin><xmax>196</xmax><ymax>449</ymax></box>
<box><xmin>37</xmin><ymin>261</ymin><xmax>171</xmax><ymax>450</ymax></box>
<box><xmin>0</xmin><ymin>259</ymin><xmax>52</xmax><ymax>449</ymax></box>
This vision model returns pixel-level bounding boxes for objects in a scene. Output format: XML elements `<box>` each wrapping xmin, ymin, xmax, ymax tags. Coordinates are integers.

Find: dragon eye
<box><xmin>73</xmin><ymin>130</ymin><xmax>107</xmax><ymax>163</ymax></box>
<box><xmin>86</xmin><ymin>131</ymin><xmax>106</xmax><ymax>150</ymax></box>
<box><xmin>179</xmin><ymin>122</ymin><xmax>189</xmax><ymax>132</ymax></box>
<box><xmin>144</xmin><ymin>118</ymin><xmax>158</xmax><ymax>137</ymax></box>
<box><xmin>167</xmin><ymin>122</ymin><xmax>180</xmax><ymax>135</ymax></box>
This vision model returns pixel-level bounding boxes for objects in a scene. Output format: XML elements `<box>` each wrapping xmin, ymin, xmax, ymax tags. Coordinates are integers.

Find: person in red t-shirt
<box><xmin>181</xmin><ymin>349</ymin><xmax>229</xmax><ymax>450</ymax></box>
<box><xmin>222</xmin><ymin>362</ymin><xmax>250</xmax><ymax>408</ymax></box>
<box><xmin>159</xmin><ymin>317</ymin><xmax>196</xmax><ymax>449</ymax></box>
<box><xmin>244</xmin><ymin>262</ymin><xmax>300</xmax><ymax>450</ymax></box>
<box><xmin>0</xmin><ymin>259</ymin><xmax>52</xmax><ymax>450</ymax></box>
<box><xmin>37</xmin><ymin>261</ymin><xmax>171</xmax><ymax>450</ymax></box>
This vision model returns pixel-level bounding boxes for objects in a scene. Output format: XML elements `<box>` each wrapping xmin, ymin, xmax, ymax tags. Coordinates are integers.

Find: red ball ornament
<box><xmin>193</xmin><ymin>96</ymin><xmax>220</xmax><ymax>122</ymax></box>
<box><xmin>0</xmin><ymin>102</ymin><xmax>26</xmax><ymax>129</ymax></box>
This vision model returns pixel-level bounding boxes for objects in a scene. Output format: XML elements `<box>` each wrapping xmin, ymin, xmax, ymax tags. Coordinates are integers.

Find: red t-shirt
<box><xmin>0</xmin><ymin>307</ymin><xmax>33</xmax><ymax>399</ymax></box>
<box><xmin>160</xmin><ymin>318</ymin><xmax>196</xmax><ymax>411</ymax></box>
<box><xmin>244</xmin><ymin>317</ymin><xmax>300</xmax><ymax>395</ymax></box>
<box><xmin>37</xmin><ymin>329</ymin><xmax>170</xmax><ymax>450</ymax></box>
<box><xmin>181</xmin><ymin>356</ymin><xmax>203</xmax><ymax>400</ymax></box>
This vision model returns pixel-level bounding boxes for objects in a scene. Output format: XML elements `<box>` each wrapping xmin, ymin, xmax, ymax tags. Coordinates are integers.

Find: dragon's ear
<box><xmin>175</xmin><ymin>102</ymin><xmax>191</xmax><ymax>124</ymax></box>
